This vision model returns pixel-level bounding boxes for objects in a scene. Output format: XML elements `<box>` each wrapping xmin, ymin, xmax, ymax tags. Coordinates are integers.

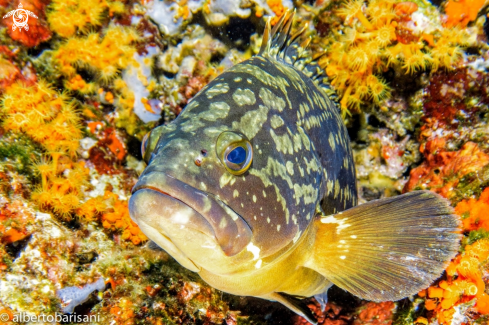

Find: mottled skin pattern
<box><xmin>130</xmin><ymin>17</ymin><xmax>462</xmax><ymax>322</ymax></box>
<box><xmin>129</xmin><ymin>18</ymin><xmax>463</xmax><ymax>321</ymax></box>
<box><xmin>142</xmin><ymin>55</ymin><xmax>356</xmax><ymax>257</ymax></box>
<box><xmin>130</xmin><ymin>17</ymin><xmax>358</xmax><ymax>315</ymax></box>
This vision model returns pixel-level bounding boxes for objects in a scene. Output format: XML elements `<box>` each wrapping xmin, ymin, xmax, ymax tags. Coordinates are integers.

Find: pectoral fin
<box><xmin>146</xmin><ymin>240</ymin><xmax>164</xmax><ymax>251</ymax></box>
<box><xmin>305</xmin><ymin>190</ymin><xmax>461</xmax><ymax>302</ymax></box>
<box><xmin>269</xmin><ymin>292</ymin><xmax>318</xmax><ymax>325</ymax></box>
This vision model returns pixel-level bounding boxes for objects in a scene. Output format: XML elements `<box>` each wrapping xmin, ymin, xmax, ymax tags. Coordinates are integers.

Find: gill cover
<box><xmin>141</xmin><ymin>125</ymin><xmax>168</xmax><ymax>163</ymax></box>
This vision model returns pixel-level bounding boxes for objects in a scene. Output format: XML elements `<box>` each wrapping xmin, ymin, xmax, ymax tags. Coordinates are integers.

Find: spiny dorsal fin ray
<box><xmin>284</xmin><ymin>23</ymin><xmax>309</xmax><ymax>63</ymax></box>
<box><xmin>258</xmin><ymin>11</ymin><xmax>326</xmax><ymax>85</ymax></box>
<box><xmin>276</xmin><ymin>12</ymin><xmax>294</xmax><ymax>55</ymax></box>
<box><xmin>259</xmin><ymin>18</ymin><xmax>272</xmax><ymax>55</ymax></box>
<box><xmin>305</xmin><ymin>190</ymin><xmax>461</xmax><ymax>302</ymax></box>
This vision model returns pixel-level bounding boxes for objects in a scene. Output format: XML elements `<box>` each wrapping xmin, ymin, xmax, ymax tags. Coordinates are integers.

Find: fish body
<box><xmin>129</xmin><ymin>13</ymin><xmax>461</xmax><ymax>323</ymax></box>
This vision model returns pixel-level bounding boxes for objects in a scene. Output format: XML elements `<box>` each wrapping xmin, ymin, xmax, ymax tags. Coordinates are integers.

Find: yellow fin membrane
<box><xmin>306</xmin><ymin>190</ymin><xmax>461</xmax><ymax>302</ymax></box>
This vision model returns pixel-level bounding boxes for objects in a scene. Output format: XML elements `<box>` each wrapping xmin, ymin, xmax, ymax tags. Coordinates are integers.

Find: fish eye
<box><xmin>227</xmin><ymin>147</ymin><xmax>246</xmax><ymax>164</ymax></box>
<box><xmin>216</xmin><ymin>131</ymin><xmax>252</xmax><ymax>175</ymax></box>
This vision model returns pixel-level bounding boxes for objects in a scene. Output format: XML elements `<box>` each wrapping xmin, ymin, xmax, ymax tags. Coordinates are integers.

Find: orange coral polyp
<box><xmin>428</xmin><ymin>287</ymin><xmax>444</xmax><ymax>298</ymax></box>
<box><xmin>425</xmin><ymin>299</ymin><xmax>438</xmax><ymax>310</ymax></box>
<box><xmin>424</xmin><ymin>233</ymin><xmax>489</xmax><ymax>323</ymax></box>
<box><xmin>476</xmin><ymin>293</ymin><xmax>489</xmax><ymax>314</ymax></box>
<box><xmin>101</xmin><ymin>194</ymin><xmax>147</xmax><ymax>245</ymax></box>
<box><xmin>456</xmin><ymin>188</ymin><xmax>489</xmax><ymax>231</ymax></box>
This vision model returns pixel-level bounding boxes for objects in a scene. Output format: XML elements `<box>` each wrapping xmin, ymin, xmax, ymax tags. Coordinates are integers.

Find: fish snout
<box><xmin>130</xmin><ymin>171</ymin><xmax>252</xmax><ymax>258</ymax></box>
<box><xmin>129</xmin><ymin>188</ymin><xmax>215</xmax><ymax>238</ymax></box>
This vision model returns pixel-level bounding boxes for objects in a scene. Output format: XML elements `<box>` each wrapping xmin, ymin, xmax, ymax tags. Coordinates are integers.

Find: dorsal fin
<box><xmin>258</xmin><ymin>11</ymin><xmax>339</xmax><ymax>103</ymax></box>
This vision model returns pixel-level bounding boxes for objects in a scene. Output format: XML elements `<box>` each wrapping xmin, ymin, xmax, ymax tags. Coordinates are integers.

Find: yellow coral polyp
<box><xmin>322</xmin><ymin>0</ymin><xmax>474</xmax><ymax>113</ymax></box>
<box><xmin>53</xmin><ymin>25</ymin><xmax>139</xmax><ymax>82</ymax></box>
<box><xmin>1</xmin><ymin>81</ymin><xmax>81</xmax><ymax>156</ymax></box>
<box><xmin>76</xmin><ymin>197</ymin><xmax>108</xmax><ymax>221</ymax></box>
<box><xmin>0</xmin><ymin>80</ymin><xmax>99</xmax><ymax>221</ymax></box>
<box><xmin>47</xmin><ymin>0</ymin><xmax>126</xmax><ymax>38</ymax></box>
<box><xmin>374</xmin><ymin>24</ymin><xmax>397</xmax><ymax>47</ymax></box>
<box><xmin>401</xmin><ymin>50</ymin><xmax>432</xmax><ymax>73</ymax></box>
<box><xmin>367</xmin><ymin>75</ymin><xmax>390</xmax><ymax>103</ymax></box>
<box><xmin>65</xmin><ymin>75</ymin><xmax>96</xmax><ymax>94</ymax></box>
<box><xmin>347</xmin><ymin>47</ymin><xmax>371</xmax><ymax>71</ymax></box>
<box><xmin>338</xmin><ymin>0</ymin><xmax>374</xmax><ymax>30</ymax></box>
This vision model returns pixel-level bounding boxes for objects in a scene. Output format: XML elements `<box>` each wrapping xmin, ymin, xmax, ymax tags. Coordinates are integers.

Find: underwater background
<box><xmin>0</xmin><ymin>0</ymin><xmax>489</xmax><ymax>324</ymax></box>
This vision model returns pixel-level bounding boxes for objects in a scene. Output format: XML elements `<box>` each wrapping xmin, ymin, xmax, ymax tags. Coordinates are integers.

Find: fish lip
<box><xmin>131</xmin><ymin>170</ymin><xmax>253</xmax><ymax>256</ymax></box>
<box><xmin>135</xmin><ymin>185</ymin><xmax>216</xmax><ymax>238</ymax></box>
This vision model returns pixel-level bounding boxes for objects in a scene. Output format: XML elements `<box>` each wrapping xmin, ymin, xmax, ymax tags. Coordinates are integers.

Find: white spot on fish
<box><xmin>219</xmin><ymin>218</ymin><xmax>227</xmax><ymax>228</ymax></box>
<box><xmin>220</xmin><ymin>173</ymin><xmax>233</xmax><ymax>188</ymax></box>
<box><xmin>247</xmin><ymin>242</ymin><xmax>260</xmax><ymax>260</ymax></box>
<box><xmin>255</xmin><ymin>259</ymin><xmax>262</xmax><ymax>268</ymax></box>
<box><xmin>340</xmin><ymin>256</ymin><xmax>346</xmax><ymax>260</ymax></box>
<box><xmin>320</xmin><ymin>215</ymin><xmax>351</xmax><ymax>234</ymax></box>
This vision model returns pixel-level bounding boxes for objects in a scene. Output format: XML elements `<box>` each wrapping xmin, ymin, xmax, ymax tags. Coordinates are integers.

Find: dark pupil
<box><xmin>227</xmin><ymin>147</ymin><xmax>246</xmax><ymax>165</ymax></box>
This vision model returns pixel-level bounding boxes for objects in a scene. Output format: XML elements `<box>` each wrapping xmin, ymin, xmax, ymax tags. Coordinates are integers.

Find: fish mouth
<box><xmin>129</xmin><ymin>169</ymin><xmax>252</xmax><ymax>263</ymax></box>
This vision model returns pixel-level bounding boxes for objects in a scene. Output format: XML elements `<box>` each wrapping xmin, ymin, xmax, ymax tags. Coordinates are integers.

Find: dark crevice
<box><xmin>127</xmin><ymin>135</ymin><xmax>143</xmax><ymax>160</ymax></box>
<box><xmin>5</xmin><ymin>236</ymin><xmax>31</xmax><ymax>259</ymax></box>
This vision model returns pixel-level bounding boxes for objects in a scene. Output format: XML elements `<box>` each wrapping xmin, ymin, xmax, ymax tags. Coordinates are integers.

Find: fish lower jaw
<box><xmin>136</xmin><ymin>219</ymin><xmax>201</xmax><ymax>272</ymax></box>
<box><xmin>131</xmin><ymin>172</ymin><xmax>253</xmax><ymax>256</ymax></box>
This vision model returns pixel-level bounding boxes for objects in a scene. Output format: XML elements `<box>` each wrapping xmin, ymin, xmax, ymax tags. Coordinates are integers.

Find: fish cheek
<box><xmin>222</xmin><ymin>173</ymin><xmax>300</xmax><ymax>258</ymax></box>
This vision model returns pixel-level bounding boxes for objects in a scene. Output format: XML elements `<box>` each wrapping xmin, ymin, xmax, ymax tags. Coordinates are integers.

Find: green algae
<box><xmin>0</xmin><ymin>133</ymin><xmax>40</xmax><ymax>179</ymax></box>
<box><xmin>463</xmin><ymin>229</ymin><xmax>489</xmax><ymax>248</ymax></box>
<box><xmin>392</xmin><ymin>298</ymin><xmax>425</xmax><ymax>325</ymax></box>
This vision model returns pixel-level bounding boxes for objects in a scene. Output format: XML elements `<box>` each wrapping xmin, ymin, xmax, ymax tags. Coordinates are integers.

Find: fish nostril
<box><xmin>201</xmin><ymin>149</ymin><xmax>208</xmax><ymax>157</ymax></box>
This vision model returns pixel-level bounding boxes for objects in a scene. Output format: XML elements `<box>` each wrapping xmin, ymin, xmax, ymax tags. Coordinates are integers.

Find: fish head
<box><xmin>129</xmin><ymin>117</ymin><xmax>256</xmax><ymax>272</ymax></box>
<box><xmin>129</xmin><ymin>68</ymin><xmax>322</xmax><ymax>275</ymax></box>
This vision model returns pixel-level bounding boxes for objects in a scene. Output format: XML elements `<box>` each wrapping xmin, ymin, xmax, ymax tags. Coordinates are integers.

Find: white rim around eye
<box><xmin>216</xmin><ymin>131</ymin><xmax>253</xmax><ymax>175</ymax></box>
<box><xmin>141</xmin><ymin>132</ymin><xmax>150</xmax><ymax>158</ymax></box>
<box><xmin>223</xmin><ymin>141</ymin><xmax>253</xmax><ymax>175</ymax></box>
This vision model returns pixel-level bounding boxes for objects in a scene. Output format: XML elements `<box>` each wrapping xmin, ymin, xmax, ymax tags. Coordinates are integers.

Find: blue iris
<box><xmin>227</xmin><ymin>147</ymin><xmax>247</xmax><ymax>165</ymax></box>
